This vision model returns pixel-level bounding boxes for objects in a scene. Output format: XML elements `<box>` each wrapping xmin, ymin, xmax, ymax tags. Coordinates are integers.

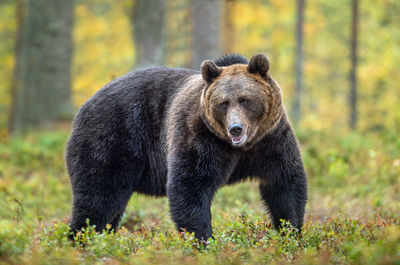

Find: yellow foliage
<box><xmin>73</xmin><ymin>3</ymin><xmax>135</xmax><ymax>107</ymax></box>
<box><xmin>0</xmin><ymin>4</ymin><xmax>16</xmax><ymax>128</ymax></box>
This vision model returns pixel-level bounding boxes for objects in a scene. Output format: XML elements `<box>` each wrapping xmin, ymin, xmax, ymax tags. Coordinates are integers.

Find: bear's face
<box><xmin>201</xmin><ymin>54</ymin><xmax>283</xmax><ymax>149</ymax></box>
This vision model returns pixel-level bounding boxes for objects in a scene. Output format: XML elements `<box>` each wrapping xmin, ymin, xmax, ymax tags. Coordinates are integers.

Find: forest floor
<box><xmin>0</xmin><ymin>128</ymin><xmax>399</xmax><ymax>264</ymax></box>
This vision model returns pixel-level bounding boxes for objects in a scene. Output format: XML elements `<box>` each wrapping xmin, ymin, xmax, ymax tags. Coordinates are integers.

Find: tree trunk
<box><xmin>8</xmin><ymin>0</ymin><xmax>25</xmax><ymax>133</ymax></box>
<box><xmin>349</xmin><ymin>0</ymin><xmax>359</xmax><ymax>129</ymax></box>
<box><xmin>132</xmin><ymin>0</ymin><xmax>166</xmax><ymax>68</ymax></box>
<box><xmin>10</xmin><ymin>0</ymin><xmax>74</xmax><ymax>134</ymax></box>
<box><xmin>192</xmin><ymin>0</ymin><xmax>222</xmax><ymax>69</ymax></box>
<box><xmin>291</xmin><ymin>0</ymin><xmax>305</xmax><ymax>125</ymax></box>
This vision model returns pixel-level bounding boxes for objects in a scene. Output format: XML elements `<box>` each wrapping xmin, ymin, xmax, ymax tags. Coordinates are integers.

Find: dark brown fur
<box><xmin>66</xmin><ymin>54</ymin><xmax>307</xmax><ymax>243</ymax></box>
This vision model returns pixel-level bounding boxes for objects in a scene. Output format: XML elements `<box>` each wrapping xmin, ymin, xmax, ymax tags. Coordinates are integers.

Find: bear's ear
<box><xmin>201</xmin><ymin>60</ymin><xmax>222</xmax><ymax>85</ymax></box>
<box><xmin>247</xmin><ymin>53</ymin><xmax>270</xmax><ymax>78</ymax></box>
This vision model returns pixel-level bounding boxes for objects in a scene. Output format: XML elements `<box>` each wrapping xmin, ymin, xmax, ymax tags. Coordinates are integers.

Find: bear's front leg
<box><xmin>166</xmin><ymin>146</ymin><xmax>225</xmax><ymax>242</ymax></box>
<box><xmin>259</xmin><ymin>177</ymin><xmax>307</xmax><ymax>230</ymax></box>
<box><xmin>258</xmin><ymin>131</ymin><xmax>308</xmax><ymax>231</ymax></box>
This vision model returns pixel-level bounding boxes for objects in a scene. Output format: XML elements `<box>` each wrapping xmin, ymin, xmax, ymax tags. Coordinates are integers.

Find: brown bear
<box><xmin>66</xmin><ymin>53</ymin><xmax>307</xmax><ymax>242</ymax></box>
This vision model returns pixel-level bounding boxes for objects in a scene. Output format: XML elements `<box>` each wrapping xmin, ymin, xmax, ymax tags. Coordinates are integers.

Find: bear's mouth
<box><xmin>231</xmin><ymin>134</ymin><xmax>247</xmax><ymax>145</ymax></box>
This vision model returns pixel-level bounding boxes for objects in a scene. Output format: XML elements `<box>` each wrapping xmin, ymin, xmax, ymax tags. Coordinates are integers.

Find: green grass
<box><xmin>0</xmin><ymin>128</ymin><xmax>399</xmax><ymax>264</ymax></box>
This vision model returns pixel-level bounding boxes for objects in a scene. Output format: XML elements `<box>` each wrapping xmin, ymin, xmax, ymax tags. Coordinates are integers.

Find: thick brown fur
<box><xmin>66</xmin><ymin>54</ymin><xmax>307</xmax><ymax>243</ymax></box>
<box><xmin>200</xmin><ymin>64</ymin><xmax>283</xmax><ymax>149</ymax></box>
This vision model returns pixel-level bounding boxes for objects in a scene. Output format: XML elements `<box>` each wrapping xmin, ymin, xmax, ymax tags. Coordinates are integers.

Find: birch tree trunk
<box><xmin>291</xmin><ymin>0</ymin><xmax>305</xmax><ymax>125</ymax></box>
<box><xmin>349</xmin><ymin>0</ymin><xmax>359</xmax><ymax>129</ymax></box>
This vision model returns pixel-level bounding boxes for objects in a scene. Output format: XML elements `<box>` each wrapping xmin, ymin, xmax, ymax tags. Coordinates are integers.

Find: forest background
<box><xmin>0</xmin><ymin>0</ymin><xmax>399</xmax><ymax>264</ymax></box>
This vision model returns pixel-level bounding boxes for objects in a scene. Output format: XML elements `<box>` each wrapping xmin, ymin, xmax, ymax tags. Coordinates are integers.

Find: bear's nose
<box><xmin>228</xmin><ymin>124</ymin><xmax>243</xmax><ymax>137</ymax></box>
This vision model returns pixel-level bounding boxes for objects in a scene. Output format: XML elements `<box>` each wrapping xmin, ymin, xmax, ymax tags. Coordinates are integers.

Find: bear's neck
<box><xmin>199</xmin><ymin>103</ymin><xmax>229</xmax><ymax>143</ymax></box>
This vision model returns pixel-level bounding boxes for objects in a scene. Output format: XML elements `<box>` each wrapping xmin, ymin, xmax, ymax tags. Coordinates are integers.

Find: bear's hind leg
<box><xmin>70</xmin><ymin>186</ymin><xmax>134</xmax><ymax>233</ymax></box>
<box><xmin>69</xmin><ymin>165</ymin><xmax>145</xmax><ymax>234</ymax></box>
<box><xmin>110</xmin><ymin>212</ymin><xmax>124</xmax><ymax>229</ymax></box>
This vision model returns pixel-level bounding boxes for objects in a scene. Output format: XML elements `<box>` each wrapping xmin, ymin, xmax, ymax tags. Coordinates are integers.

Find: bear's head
<box><xmin>200</xmin><ymin>53</ymin><xmax>283</xmax><ymax>149</ymax></box>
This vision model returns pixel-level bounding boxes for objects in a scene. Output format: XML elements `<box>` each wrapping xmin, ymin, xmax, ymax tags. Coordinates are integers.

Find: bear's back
<box><xmin>67</xmin><ymin>67</ymin><xmax>199</xmax><ymax>196</ymax></box>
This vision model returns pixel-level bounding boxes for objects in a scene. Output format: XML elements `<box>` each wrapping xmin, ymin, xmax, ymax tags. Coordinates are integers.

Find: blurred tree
<box><xmin>291</xmin><ymin>0</ymin><xmax>305</xmax><ymax>125</ymax></box>
<box><xmin>132</xmin><ymin>0</ymin><xmax>165</xmax><ymax>68</ymax></box>
<box><xmin>192</xmin><ymin>0</ymin><xmax>222</xmax><ymax>69</ymax></box>
<box><xmin>9</xmin><ymin>0</ymin><xmax>74</xmax><ymax>134</ymax></box>
<box><xmin>1</xmin><ymin>0</ymin><xmax>398</xmax><ymax>133</ymax></box>
<box><xmin>349</xmin><ymin>0</ymin><xmax>358</xmax><ymax>129</ymax></box>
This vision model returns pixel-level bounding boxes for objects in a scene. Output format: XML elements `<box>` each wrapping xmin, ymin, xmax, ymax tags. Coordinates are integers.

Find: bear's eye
<box><xmin>239</xmin><ymin>98</ymin><xmax>250</xmax><ymax>106</ymax></box>
<box><xmin>219</xmin><ymin>101</ymin><xmax>229</xmax><ymax>109</ymax></box>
